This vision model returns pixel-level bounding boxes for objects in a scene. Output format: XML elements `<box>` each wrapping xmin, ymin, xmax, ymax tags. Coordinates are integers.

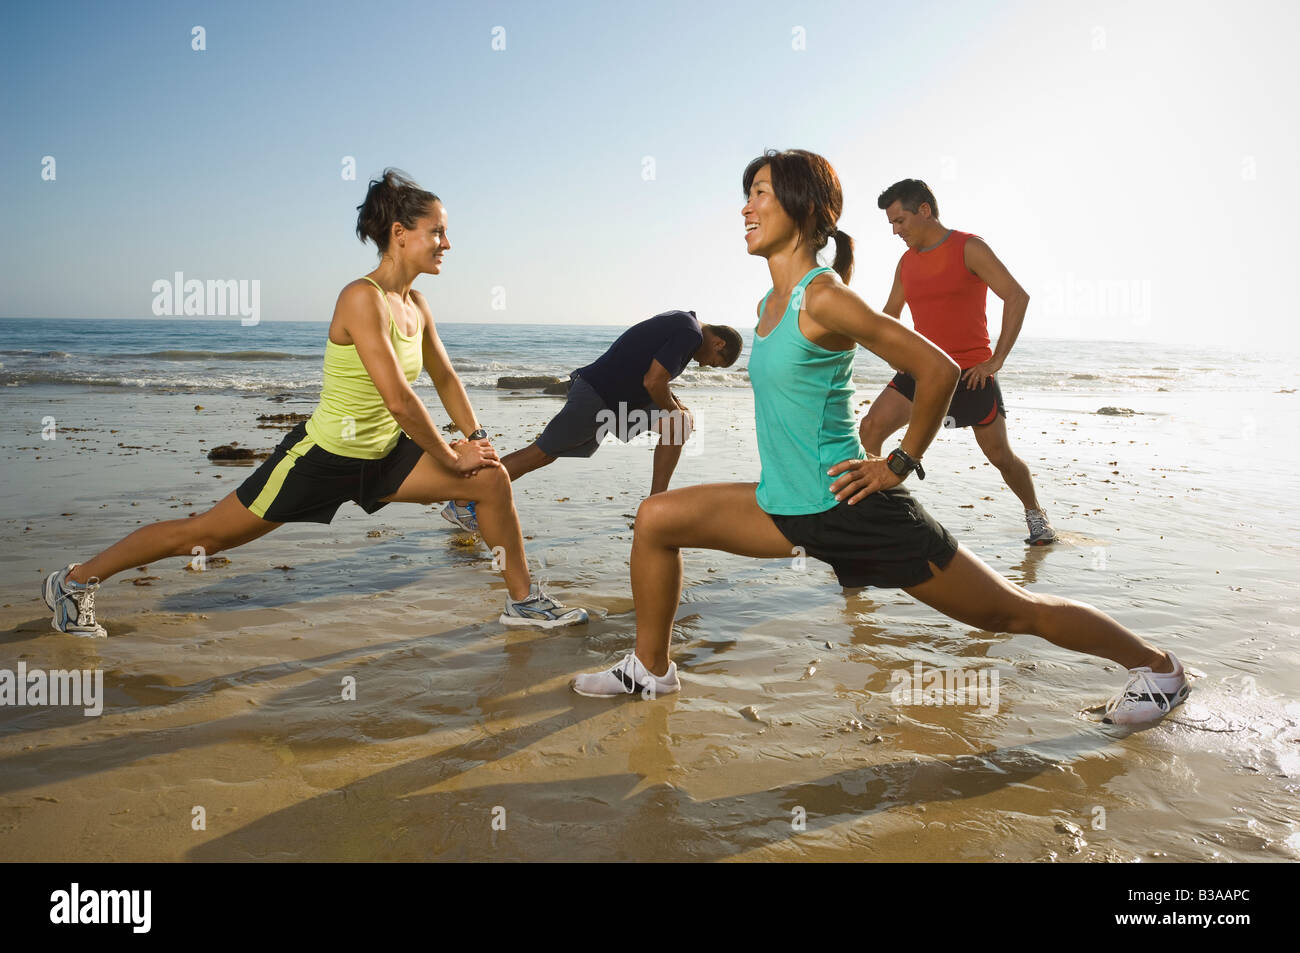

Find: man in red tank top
<box><xmin>859</xmin><ymin>179</ymin><xmax>1056</xmax><ymax>545</ymax></box>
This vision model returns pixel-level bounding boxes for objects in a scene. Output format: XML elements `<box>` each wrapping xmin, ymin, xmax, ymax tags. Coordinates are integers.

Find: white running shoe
<box><xmin>441</xmin><ymin>500</ymin><xmax>479</xmax><ymax>534</ymax></box>
<box><xmin>499</xmin><ymin>583</ymin><xmax>589</xmax><ymax>628</ymax></box>
<box><xmin>572</xmin><ymin>652</ymin><xmax>680</xmax><ymax>698</ymax></box>
<box><xmin>1102</xmin><ymin>652</ymin><xmax>1191</xmax><ymax>725</ymax></box>
<box><xmin>1024</xmin><ymin>508</ymin><xmax>1058</xmax><ymax>545</ymax></box>
<box><xmin>42</xmin><ymin>563</ymin><xmax>108</xmax><ymax>638</ymax></box>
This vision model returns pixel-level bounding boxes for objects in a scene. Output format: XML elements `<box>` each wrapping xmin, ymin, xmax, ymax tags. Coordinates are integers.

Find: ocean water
<box><xmin>1</xmin><ymin>317</ymin><xmax>1295</xmax><ymax>398</ymax></box>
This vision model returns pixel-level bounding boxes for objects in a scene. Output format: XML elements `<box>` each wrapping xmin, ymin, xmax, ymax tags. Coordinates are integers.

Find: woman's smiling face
<box><xmin>398</xmin><ymin>200</ymin><xmax>450</xmax><ymax>274</ymax></box>
<box><xmin>743</xmin><ymin>165</ymin><xmax>798</xmax><ymax>257</ymax></box>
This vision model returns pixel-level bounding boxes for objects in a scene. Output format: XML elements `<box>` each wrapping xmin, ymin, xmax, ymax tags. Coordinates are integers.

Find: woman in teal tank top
<box><xmin>574</xmin><ymin>150</ymin><xmax>1190</xmax><ymax>726</ymax></box>
<box><xmin>44</xmin><ymin>169</ymin><xmax>587</xmax><ymax>636</ymax></box>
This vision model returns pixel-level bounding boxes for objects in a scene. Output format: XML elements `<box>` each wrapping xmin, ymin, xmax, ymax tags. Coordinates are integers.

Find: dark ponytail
<box><xmin>742</xmin><ymin>148</ymin><xmax>855</xmax><ymax>284</ymax></box>
<box><xmin>355</xmin><ymin>168</ymin><xmax>439</xmax><ymax>254</ymax></box>
<box><xmin>830</xmin><ymin>228</ymin><xmax>854</xmax><ymax>285</ymax></box>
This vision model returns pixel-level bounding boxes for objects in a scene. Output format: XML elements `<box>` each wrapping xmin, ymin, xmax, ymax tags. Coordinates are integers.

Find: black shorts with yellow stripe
<box><xmin>235</xmin><ymin>422</ymin><xmax>425</xmax><ymax>524</ymax></box>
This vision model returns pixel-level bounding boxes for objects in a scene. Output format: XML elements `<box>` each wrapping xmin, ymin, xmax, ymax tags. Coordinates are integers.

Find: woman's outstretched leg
<box><xmin>903</xmin><ymin>546</ymin><xmax>1189</xmax><ymax>723</ymax></box>
<box><xmin>46</xmin><ymin>493</ymin><xmax>281</xmax><ymax>637</ymax></box>
<box><xmin>69</xmin><ymin>493</ymin><xmax>280</xmax><ymax>585</ymax></box>
<box><xmin>902</xmin><ymin>546</ymin><xmax>1168</xmax><ymax>671</ymax></box>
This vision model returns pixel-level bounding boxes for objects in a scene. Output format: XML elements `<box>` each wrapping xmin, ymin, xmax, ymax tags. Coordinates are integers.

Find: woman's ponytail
<box><xmin>830</xmin><ymin>228</ymin><xmax>854</xmax><ymax>285</ymax></box>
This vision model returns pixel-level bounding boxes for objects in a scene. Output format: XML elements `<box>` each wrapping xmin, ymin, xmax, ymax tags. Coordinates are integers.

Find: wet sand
<box><xmin>1</xmin><ymin>381</ymin><xmax>1298</xmax><ymax>861</ymax></box>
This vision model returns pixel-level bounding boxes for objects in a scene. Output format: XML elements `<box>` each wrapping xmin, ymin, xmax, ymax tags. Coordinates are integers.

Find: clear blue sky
<box><xmin>3</xmin><ymin>0</ymin><xmax>1298</xmax><ymax>347</ymax></box>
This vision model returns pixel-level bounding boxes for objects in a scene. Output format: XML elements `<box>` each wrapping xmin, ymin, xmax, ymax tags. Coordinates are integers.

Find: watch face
<box><xmin>887</xmin><ymin>453</ymin><xmax>907</xmax><ymax>476</ymax></box>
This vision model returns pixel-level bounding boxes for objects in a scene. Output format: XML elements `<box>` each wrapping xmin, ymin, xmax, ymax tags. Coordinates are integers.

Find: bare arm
<box><xmin>882</xmin><ymin>256</ymin><xmax>906</xmax><ymax>319</ymax></box>
<box><xmin>642</xmin><ymin>359</ymin><xmax>685</xmax><ymax>413</ymax></box>
<box><xmin>803</xmin><ymin>276</ymin><xmax>959</xmax><ymax>502</ymax></box>
<box><xmin>961</xmin><ymin>236</ymin><xmax>1029</xmax><ymax>389</ymax></box>
<box><xmin>413</xmin><ymin>290</ymin><xmax>486</xmax><ymax>439</ymax></box>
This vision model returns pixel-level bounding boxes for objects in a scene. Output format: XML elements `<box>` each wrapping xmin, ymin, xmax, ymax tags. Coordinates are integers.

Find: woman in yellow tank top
<box><xmin>43</xmin><ymin>169</ymin><xmax>587</xmax><ymax>636</ymax></box>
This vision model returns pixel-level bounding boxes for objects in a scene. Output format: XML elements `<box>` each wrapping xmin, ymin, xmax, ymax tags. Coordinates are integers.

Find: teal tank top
<box><xmin>749</xmin><ymin>266</ymin><xmax>861</xmax><ymax>515</ymax></box>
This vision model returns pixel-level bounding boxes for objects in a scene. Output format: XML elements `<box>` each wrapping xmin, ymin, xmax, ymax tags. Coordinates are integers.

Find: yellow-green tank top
<box><xmin>304</xmin><ymin>276</ymin><xmax>424</xmax><ymax>459</ymax></box>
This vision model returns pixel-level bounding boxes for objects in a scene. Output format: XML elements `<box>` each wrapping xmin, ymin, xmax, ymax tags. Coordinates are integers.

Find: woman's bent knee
<box><xmin>473</xmin><ymin>465</ymin><xmax>512</xmax><ymax>500</ymax></box>
<box><xmin>635</xmin><ymin>493</ymin><xmax>679</xmax><ymax>541</ymax></box>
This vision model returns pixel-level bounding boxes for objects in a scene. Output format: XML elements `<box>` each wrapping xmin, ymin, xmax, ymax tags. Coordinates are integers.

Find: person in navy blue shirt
<box><xmin>441</xmin><ymin>312</ymin><xmax>742</xmax><ymax>530</ymax></box>
<box><xmin>521</xmin><ymin>310</ymin><xmax>741</xmax><ymax>493</ymax></box>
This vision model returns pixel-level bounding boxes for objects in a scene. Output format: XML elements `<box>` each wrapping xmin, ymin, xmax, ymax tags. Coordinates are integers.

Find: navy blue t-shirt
<box><xmin>575</xmin><ymin>310</ymin><xmax>703</xmax><ymax>409</ymax></box>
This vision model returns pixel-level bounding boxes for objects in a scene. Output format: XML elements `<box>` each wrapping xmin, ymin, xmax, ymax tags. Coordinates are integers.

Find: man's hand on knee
<box><xmin>654</xmin><ymin>408</ymin><xmax>693</xmax><ymax>446</ymax></box>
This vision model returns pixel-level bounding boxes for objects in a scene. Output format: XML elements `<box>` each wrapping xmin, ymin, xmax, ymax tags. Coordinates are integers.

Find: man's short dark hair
<box><xmin>877</xmin><ymin>179</ymin><xmax>939</xmax><ymax>219</ymax></box>
<box><xmin>706</xmin><ymin>324</ymin><xmax>743</xmax><ymax>366</ymax></box>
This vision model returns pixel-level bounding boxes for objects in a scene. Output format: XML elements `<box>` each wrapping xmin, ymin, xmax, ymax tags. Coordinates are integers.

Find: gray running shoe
<box><xmin>500</xmin><ymin>583</ymin><xmax>588</xmax><ymax>628</ymax></box>
<box><xmin>42</xmin><ymin>563</ymin><xmax>108</xmax><ymax>638</ymax></box>
<box><xmin>1024</xmin><ymin>508</ymin><xmax>1057</xmax><ymax>545</ymax></box>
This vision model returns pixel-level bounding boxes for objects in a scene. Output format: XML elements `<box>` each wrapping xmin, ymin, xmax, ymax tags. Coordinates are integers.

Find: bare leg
<box><xmin>903</xmin><ymin>546</ymin><xmax>1172</xmax><ymax>672</ymax></box>
<box><xmin>630</xmin><ymin>483</ymin><xmax>795</xmax><ymax>674</ymax></box>
<box><xmin>648</xmin><ymin>409</ymin><xmax>694</xmax><ymax>495</ymax></box>
<box><xmin>972</xmin><ymin>415</ymin><xmax>1042</xmax><ymax>511</ymax></box>
<box><xmin>650</xmin><ymin>442</ymin><xmax>683</xmax><ymax>496</ymax></box>
<box><xmin>858</xmin><ymin>385</ymin><xmax>913</xmax><ymax>456</ymax></box>
<box><xmin>501</xmin><ymin>442</ymin><xmax>555</xmax><ymax>483</ymax></box>
<box><xmin>380</xmin><ymin>455</ymin><xmax>532</xmax><ymax>600</ymax></box>
<box><xmin>453</xmin><ymin>442</ymin><xmax>555</xmax><ymax>510</ymax></box>
<box><xmin>69</xmin><ymin>492</ymin><xmax>281</xmax><ymax>585</ymax></box>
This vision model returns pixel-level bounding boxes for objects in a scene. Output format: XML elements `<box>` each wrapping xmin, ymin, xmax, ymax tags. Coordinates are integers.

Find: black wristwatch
<box><xmin>467</xmin><ymin>428</ymin><xmax>488</xmax><ymax>441</ymax></box>
<box><xmin>886</xmin><ymin>447</ymin><xmax>925</xmax><ymax>481</ymax></box>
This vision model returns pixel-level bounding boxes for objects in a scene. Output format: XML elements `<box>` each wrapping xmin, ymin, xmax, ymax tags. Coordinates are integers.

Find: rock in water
<box><xmin>1096</xmin><ymin>406</ymin><xmax>1139</xmax><ymax>416</ymax></box>
<box><xmin>497</xmin><ymin>375</ymin><xmax>564</xmax><ymax>389</ymax></box>
<box><xmin>256</xmin><ymin>412</ymin><xmax>311</xmax><ymax>428</ymax></box>
<box><xmin>207</xmin><ymin>445</ymin><xmax>270</xmax><ymax>461</ymax></box>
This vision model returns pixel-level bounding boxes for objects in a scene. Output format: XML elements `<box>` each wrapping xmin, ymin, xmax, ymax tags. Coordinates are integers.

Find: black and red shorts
<box><xmin>889</xmin><ymin>370</ymin><xmax>1006</xmax><ymax>429</ymax></box>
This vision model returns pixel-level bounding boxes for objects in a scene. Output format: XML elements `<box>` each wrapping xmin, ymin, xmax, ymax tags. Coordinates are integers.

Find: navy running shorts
<box><xmin>535</xmin><ymin>374</ymin><xmax>663</xmax><ymax>458</ymax></box>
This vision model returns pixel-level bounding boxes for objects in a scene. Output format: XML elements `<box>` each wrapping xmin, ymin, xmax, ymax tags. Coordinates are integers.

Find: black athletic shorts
<box><xmin>235</xmin><ymin>422</ymin><xmax>425</xmax><ymax>524</ymax></box>
<box><xmin>767</xmin><ymin>487</ymin><xmax>959</xmax><ymax>589</ymax></box>
<box><xmin>889</xmin><ymin>370</ymin><xmax>1006</xmax><ymax>429</ymax></box>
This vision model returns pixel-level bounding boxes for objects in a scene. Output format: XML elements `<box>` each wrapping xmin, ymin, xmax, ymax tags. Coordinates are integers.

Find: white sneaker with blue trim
<box><xmin>441</xmin><ymin>500</ymin><xmax>479</xmax><ymax>534</ymax></box>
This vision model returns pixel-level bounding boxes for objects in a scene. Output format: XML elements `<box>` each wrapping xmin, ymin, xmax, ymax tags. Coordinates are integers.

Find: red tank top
<box><xmin>899</xmin><ymin>229</ymin><xmax>991</xmax><ymax>369</ymax></box>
